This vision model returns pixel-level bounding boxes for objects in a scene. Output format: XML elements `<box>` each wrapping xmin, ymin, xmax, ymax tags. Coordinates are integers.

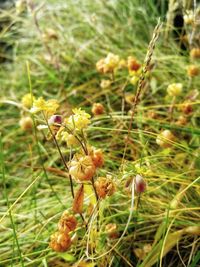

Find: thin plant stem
<box><xmin>0</xmin><ymin>135</ymin><xmax>25</xmax><ymax>267</ymax></box>
<box><xmin>43</xmin><ymin>113</ymin><xmax>75</xmax><ymax>198</ymax></box>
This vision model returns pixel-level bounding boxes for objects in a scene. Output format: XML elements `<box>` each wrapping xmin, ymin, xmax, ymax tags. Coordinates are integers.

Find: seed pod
<box><xmin>58</xmin><ymin>211</ymin><xmax>77</xmax><ymax>234</ymax></box>
<box><xmin>95</xmin><ymin>176</ymin><xmax>115</xmax><ymax>199</ymax></box>
<box><xmin>49</xmin><ymin>231</ymin><xmax>71</xmax><ymax>252</ymax></box>
<box><xmin>135</xmin><ymin>174</ymin><xmax>146</xmax><ymax>193</ymax></box>
<box><xmin>73</xmin><ymin>185</ymin><xmax>84</xmax><ymax>214</ymax></box>
<box><xmin>69</xmin><ymin>155</ymin><xmax>96</xmax><ymax>181</ymax></box>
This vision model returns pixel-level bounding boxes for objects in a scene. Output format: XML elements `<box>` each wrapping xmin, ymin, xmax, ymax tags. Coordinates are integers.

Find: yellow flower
<box><xmin>60</xmin><ymin>131</ymin><xmax>79</xmax><ymax>147</ymax></box>
<box><xmin>104</xmin><ymin>53</ymin><xmax>120</xmax><ymax>72</ymax></box>
<box><xmin>167</xmin><ymin>83</ymin><xmax>182</xmax><ymax>97</ymax></box>
<box><xmin>66</xmin><ymin>108</ymin><xmax>91</xmax><ymax>130</ymax></box>
<box><xmin>21</xmin><ymin>93</ymin><xmax>35</xmax><ymax>109</ymax></box>
<box><xmin>130</xmin><ymin>75</ymin><xmax>139</xmax><ymax>85</ymax></box>
<box><xmin>30</xmin><ymin>97</ymin><xmax>59</xmax><ymax>115</ymax></box>
<box><xmin>184</xmin><ymin>11</ymin><xmax>194</xmax><ymax>25</ymax></box>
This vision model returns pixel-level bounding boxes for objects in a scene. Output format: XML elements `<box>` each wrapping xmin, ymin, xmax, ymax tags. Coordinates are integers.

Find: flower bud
<box><xmin>58</xmin><ymin>211</ymin><xmax>77</xmax><ymax>234</ymax></box>
<box><xmin>181</xmin><ymin>101</ymin><xmax>193</xmax><ymax>115</ymax></box>
<box><xmin>49</xmin><ymin>231</ymin><xmax>71</xmax><ymax>252</ymax></box>
<box><xmin>127</xmin><ymin>56</ymin><xmax>141</xmax><ymax>71</ymax></box>
<box><xmin>105</xmin><ymin>223</ymin><xmax>118</xmax><ymax>239</ymax></box>
<box><xmin>19</xmin><ymin>117</ymin><xmax>33</xmax><ymax>131</ymax></box>
<box><xmin>135</xmin><ymin>174</ymin><xmax>146</xmax><ymax>193</ymax></box>
<box><xmin>48</xmin><ymin>114</ymin><xmax>62</xmax><ymax>125</ymax></box>
<box><xmin>91</xmin><ymin>103</ymin><xmax>105</xmax><ymax>116</ymax></box>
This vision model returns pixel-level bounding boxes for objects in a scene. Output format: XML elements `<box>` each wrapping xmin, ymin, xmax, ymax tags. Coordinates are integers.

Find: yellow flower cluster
<box><xmin>167</xmin><ymin>83</ymin><xmax>183</xmax><ymax>97</ymax></box>
<box><xmin>30</xmin><ymin>97</ymin><xmax>59</xmax><ymax>115</ymax></box>
<box><xmin>66</xmin><ymin>108</ymin><xmax>91</xmax><ymax>130</ymax></box>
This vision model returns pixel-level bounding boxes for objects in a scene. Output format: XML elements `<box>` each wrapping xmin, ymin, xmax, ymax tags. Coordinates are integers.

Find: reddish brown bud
<box><xmin>135</xmin><ymin>174</ymin><xmax>146</xmax><ymax>193</ymax></box>
<box><xmin>91</xmin><ymin>103</ymin><xmax>105</xmax><ymax>116</ymax></box>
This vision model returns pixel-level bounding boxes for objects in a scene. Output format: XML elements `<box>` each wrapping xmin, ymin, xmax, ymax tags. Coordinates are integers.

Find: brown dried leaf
<box><xmin>73</xmin><ymin>185</ymin><xmax>84</xmax><ymax>214</ymax></box>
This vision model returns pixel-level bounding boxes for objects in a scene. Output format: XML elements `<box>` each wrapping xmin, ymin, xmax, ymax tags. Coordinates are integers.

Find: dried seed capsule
<box><xmin>69</xmin><ymin>155</ymin><xmax>96</xmax><ymax>181</ymax></box>
<box><xmin>58</xmin><ymin>211</ymin><xmax>77</xmax><ymax>234</ymax></box>
<box><xmin>95</xmin><ymin>176</ymin><xmax>115</xmax><ymax>199</ymax></box>
<box><xmin>49</xmin><ymin>231</ymin><xmax>71</xmax><ymax>252</ymax></box>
